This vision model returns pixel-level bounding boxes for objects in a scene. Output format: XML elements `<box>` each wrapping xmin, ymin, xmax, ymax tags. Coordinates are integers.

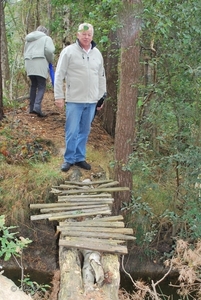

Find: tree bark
<box><xmin>113</xmin><ymin>0</ymin><xmax>142</xmax><ymax>215</ymax></box>
<box><xmin>101</xmin><ymin>30</ymin><xmax>119</xmax><ymax>137</ymax></box>
<box><xmin>0</xmin><ymin>0</ymin><xmax>4</xmax><ymax>120</ymax></box>
<box><xmin>1</xmin><ymin>0</ymin><xmax>10</xmax><ymax>96</ymax></box>
<box><xmin>58</xmin><ymin>247</ymin><xmax>83</xmax><ymax>300</ymax></box>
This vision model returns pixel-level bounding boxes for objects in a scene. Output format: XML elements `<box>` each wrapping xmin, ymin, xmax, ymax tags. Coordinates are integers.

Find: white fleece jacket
<box><xmin>54</xmin><ymin>40</ymin><xmax>106</xmax><ymax>103</ymax></box>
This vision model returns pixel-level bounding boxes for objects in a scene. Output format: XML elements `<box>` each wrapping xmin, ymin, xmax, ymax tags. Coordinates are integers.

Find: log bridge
<box><xmin>30</xmin><ymin>179</ymin><xmax>135</xmax><ymax>300</ymax></box>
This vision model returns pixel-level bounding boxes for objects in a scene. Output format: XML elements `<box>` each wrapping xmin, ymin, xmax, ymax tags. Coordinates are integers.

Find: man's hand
<box><xmin>96</xmin><ymin>93</ymin><xmax>107</xmax><ymax>111</ymax></box>
<box><xmin>55</xmin><ymin>99</ymin><xmax>65</xmax><ymax>109</ymax></box>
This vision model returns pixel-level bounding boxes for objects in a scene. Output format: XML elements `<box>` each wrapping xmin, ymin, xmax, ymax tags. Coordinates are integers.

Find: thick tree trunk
<box><xmin>101</xmin><ymin>30</ymin><xmax>119</xmax><ymax>137</ymax></box>
<box><xmin>113</xmin><ymin>0</ymin><xmax>142</xmax><ymax>215</ymax></box>
<box><xmin>0</xmin><ymin>0</ymin><xmax>4</xmax><ymax>120</ymax></box>
<box><xmin>58</xmin><ymin>247</ymin><xmax>120</xmax><ymax>300</ymax></box>
<box><xmin>58</xmin><ymin>247</ymin><xmax>83</xmax><ymax>300</ymax></box>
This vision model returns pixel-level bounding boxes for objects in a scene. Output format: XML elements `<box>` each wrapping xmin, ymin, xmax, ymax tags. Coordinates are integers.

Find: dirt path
<box><xmin>11</xmin><ymin>90</ymin><xmax>114</xmax><ymax>152</ymax></box>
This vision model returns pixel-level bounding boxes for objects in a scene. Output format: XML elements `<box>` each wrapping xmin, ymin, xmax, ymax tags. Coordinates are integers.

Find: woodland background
<box><xmin>1</xmin><ymin>0</ymin><xmax>201</xmax><ymax>294</ymax></box>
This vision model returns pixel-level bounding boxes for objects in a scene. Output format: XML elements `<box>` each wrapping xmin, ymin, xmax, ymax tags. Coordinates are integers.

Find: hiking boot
<box><xmin>33</xmin><ymin>110</ymin><xmax>47</xmax><ymax>117</ymax></box>
<box><xmin>61</xmin><ymin>162</ymin><xmax>72</xmax><ymax>172</ymax></box>
<box><xmin>75</xmin><ymin>161</ymin><xmax>91</xmax><ymax>170</ymax></box>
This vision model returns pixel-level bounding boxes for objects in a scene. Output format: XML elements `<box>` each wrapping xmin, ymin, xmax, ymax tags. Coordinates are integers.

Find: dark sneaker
<box><xmin>61</xmin><ymin>162</ymin><xmax>72</xmax><ymax>172</ymax></box>
<box><xmin>75</xmin><ymin>161</ymin><xmax>91</xmax><ymax>170</ymax></box>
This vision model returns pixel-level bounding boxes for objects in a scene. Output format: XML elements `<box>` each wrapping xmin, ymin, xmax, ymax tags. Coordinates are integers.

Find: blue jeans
<box><xmin>64</xmin><ymin>102</ymin><xmax>96</xmax><ymax>164</ymax></box>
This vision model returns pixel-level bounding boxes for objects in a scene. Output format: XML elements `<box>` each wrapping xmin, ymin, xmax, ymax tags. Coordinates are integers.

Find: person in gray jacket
<box><xmin>54</xmin><ymin>23</ymin><xmax>106</xmax><ymax>172</ymax></box>
<box><xmin>24</xmin><ymin>26</ymin><xmax>55</xmax><ymax>117</ymax></box>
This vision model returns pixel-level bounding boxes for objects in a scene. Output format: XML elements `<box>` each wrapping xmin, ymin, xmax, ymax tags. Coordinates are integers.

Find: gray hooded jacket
<box><xmin>24</xmin><ymin>31</ymin><xmax>55</xmax><ymax>79</ymax></box>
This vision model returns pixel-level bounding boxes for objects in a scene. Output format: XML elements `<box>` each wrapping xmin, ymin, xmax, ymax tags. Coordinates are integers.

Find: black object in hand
<box><xmin>96</xmin><ymin>92</ymin><xmax>107</xmax><ymax>108</ymax></box>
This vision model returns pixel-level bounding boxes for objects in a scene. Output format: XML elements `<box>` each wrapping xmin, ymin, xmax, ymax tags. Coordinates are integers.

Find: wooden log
<box><xmin>57</xmin><ymin>226</ymin><xmax>133</xmax><ymax>235</ymax></box>
<box><xmin>63</xmin><ymin>179</ymin><xmax>114</xmax><ymax>186</ymax></box>
<box><xmin>59</xmin><ymin>181</ymin><xmax>119</xmax><ymax>190</ymax></box>
<box><xmin>30</xmin><ymin>201</ymin><xmax>112</xmax><ymax>209</ymax></box>
<box><xmin>57</xmin><ymin>193</ymin><xmax>112</xmax><ymax>199</ymax></box>
<box><xmin>91</xmin><ymin>215</ymin><xmax>124</xmax><ymax>221</ymax></box>
<box><xmin>58</xmin><ymin>221</ymin><xmax>125</xmax><ymax>228</ymax></box>
<box><xmin>59</xmin><ymin>238</ymin><xmax>128</xmax><ymax>254</ymax></box>
<box><xmin>97</xmin><ymin>181</ymin><xmax>120</xmax><ymax>188</ymax></box>
<box><xmin>30</xmin><ymin>206</ymin><xmax>111</xmax><ymax>220</ymax></box>
<box><xmin>58</xmin><ymin>198</ymin><xmax>114</xmax><ymax>204</ymax></box>
<box><xmin>58</xmin><ymin>230</ymin><xmax>136</xmax><ymax>241</ymax></box>
<box><xmin>59</xmin><ymin>215</ymin><xmax>124</xmax><ymax>224</ymax></box>
<box><xmin>40</xmin><ymin>204</ymin><xmax>109</xmax><ymax>213</ymax></box>
<box><xmin>101</xmin><ymin>253</ymin><xmax>120</xmax><ymax>300</ymax></box>
<box><xmin>48</xmin><ymin>210</ymin><xmax>111</xmax><ymax>221</ymax></box>
<box><xmin>58</xmin><ymin>247</ymin><xmax>83</xmax><ymax>300</ymax></box>
<box><xmin>56</xmin><ymin>186</ymin><xmax>130</xmax><ymax>195</ymax></box>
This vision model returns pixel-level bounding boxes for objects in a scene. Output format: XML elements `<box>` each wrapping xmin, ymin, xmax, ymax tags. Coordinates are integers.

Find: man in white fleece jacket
<box><xmin>54</xmin><ymin>23</ymin><xmax>107</xmax><ymax>172</ymax></box>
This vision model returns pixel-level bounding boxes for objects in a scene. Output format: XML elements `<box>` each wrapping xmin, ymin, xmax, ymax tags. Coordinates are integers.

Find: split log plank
<box><xmin>58</xmin><ymin>221</ymin><xmax>125</xmax><ymax>228</ymax></box>
<box><xmin>58</xmin><ymin>230</ymin><xmax>136</xmax><ymax>241</ymax></box>
<box><xmin>48</xmin><ymin>210</ymin><xmax>111</xmax><ymax>221</ymax></box>
<box><xmin>85</xmin><ymin>215</ymin><xmax>124</xmax><ymax>222</ymax></box>
<box><xmin>63</xmin><ymin>236</ymin><xmax>125</xmax><ymax>245</ymax></box>
<box><xmin>31</xmin><ymin>207</ymin><xmax>111</xmax><ymax>221</ymax></box>
<box><xmin>59</xmin><ymin>238</ymin><xmax>128</xmax><ymax>254</ymax></box>
<box><xmin>57</xmin><ymin>226</ymin><xmax>133</xmax><ymax>235</ymax></box>
<box><xmin>64</xmin><ymin>179</ymin><xmax>114</xmax><ymax>186</ymax></box>
<box><xmin>58</xmin><ymin>193</ymin><xmax>113</xmax><ymax>200</ymax></box>
<box><xmin>57</xmin><ymin>187</ymin><xmax>130</xmax><ymax>195</ymax></box>
<box><xmin>30</xmin><ymin>200</ymin><xmax>113</xmax><ymax>209</ymax></box>
<box><xmin>97</xmin><ymin>181</ymin><xmax>120</xmax><ymax>188</ymax></box>
<box><xmin>59</xmin><ymin>215</ymin><xmax>124</xmax><ymax>225</ymax></box>
<box><xmin>40</xmin><ymin>204</ymin><xmax>109</xmax><ymax>213</ymax></box>
<box><xmin>58</xmin><ymin>198</ymin><xmax>114</xmax><ymax>203</ymax></box>
<box><xmin>59</xmin><ymin>181</ymin><xmax>120</xmax><ymax>190</ymax></box>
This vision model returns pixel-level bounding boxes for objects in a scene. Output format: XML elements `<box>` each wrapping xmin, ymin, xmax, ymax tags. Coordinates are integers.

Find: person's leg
<box><xmin>29</xmin><ymin>75</ymin><xmax>37</xmax><ymax>113</ymax></box>
<box><xmin>75</xmin><ymin>103</ymin><xmax>96</xmax><ymax>163</ymax></box>
<box><xmin>33</xmin><ymin>76</ymin><xmax>46</xmax><ymax>114</ymax></box>
<box><xmin>63</xmin><ymin>103</ymin><xmax>84</xmax><ymax>164</ymax></box>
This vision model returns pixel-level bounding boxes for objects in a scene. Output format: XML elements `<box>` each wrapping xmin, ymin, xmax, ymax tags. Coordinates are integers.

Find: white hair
<box><xmin>36</xmin><ymin>26</ymin><xmax>48</xmax><ymax>35</ymax></box>
<box><xmin>78</xmin><ymin>23</ymin><xmax>94</xmax><ymax>36</ymax></box>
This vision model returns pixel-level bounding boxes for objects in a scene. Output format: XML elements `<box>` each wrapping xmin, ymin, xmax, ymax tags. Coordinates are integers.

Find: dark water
<box><xmin>3</xmin><ymin>268</ymin><xmax>190</xmax><ymax>299</ymax></box>
<box><xmin>3</xmin><ymin>268</ymin><xmax>52</xmax><ymax>287</ymax></box>
<box><xmin>120</xmin><ymin>273</ymin><xmax>182</xmax><ymax>299</ymax></box>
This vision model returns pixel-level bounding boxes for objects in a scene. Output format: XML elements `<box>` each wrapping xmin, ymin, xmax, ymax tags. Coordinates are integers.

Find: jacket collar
<box><xmin>76</xmin><ymin>39</ymin><xmax>96</xmax><ymax>50</ymax></box>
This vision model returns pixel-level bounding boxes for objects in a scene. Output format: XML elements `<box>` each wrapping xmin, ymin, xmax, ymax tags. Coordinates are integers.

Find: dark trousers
<box><xmin>29</xmin><ymin>75</ymin><xmax>46</xmax><ymax>113</ymax></box>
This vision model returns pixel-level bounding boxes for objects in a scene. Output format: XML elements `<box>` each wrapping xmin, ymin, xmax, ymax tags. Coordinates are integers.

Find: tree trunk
<box><xmin>58</xmin><ymin>247</ymin><xmax>83</xmax><ymax>300</ymax></box>
<box><xmin>1</xmin><ymin>1</ymin><xmax>9</xmax><ymax>96</ymax></box>
<box><xmin>0</xmin><ymin>0</ymin><xmax>4</xmax><ymax>120</ymax></box>
<box><xmin>101</xmin><ymin>30</ymin><xmax>119</xmax><ymax>137</ymax></box>
<box><xmin>113</xmin><ymin>0</ymin><xmax>142</xmax><ymax>215</ymax></box>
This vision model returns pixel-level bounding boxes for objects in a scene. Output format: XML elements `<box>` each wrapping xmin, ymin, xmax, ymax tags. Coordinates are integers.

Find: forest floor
<box><xmin>0</xmin><ymin>90</ymin><xmax>172</xmax><ymax>299</ymax></box>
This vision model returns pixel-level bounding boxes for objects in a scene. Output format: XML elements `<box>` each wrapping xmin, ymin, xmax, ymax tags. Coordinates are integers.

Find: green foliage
<box><xmin>0</xmin><ymin>215</ymin><xmax>31</xmax><ymax>261</ymax></box>
<box><xmin>21</xmin><ymin>274</ymin><xmax>50</xmax><ymax>297</ymax></box>
<box><xmin>51</xmin><ymin>0</ymin><xmax>122</xmax><ymax>50</ymax></box>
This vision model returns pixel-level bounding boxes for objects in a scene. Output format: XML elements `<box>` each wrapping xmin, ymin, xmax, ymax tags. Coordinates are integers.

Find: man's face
<box><xmin>77</xmin><ymin>29</ymin><xmax>93</xmax><ymax>50</ymax></box>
